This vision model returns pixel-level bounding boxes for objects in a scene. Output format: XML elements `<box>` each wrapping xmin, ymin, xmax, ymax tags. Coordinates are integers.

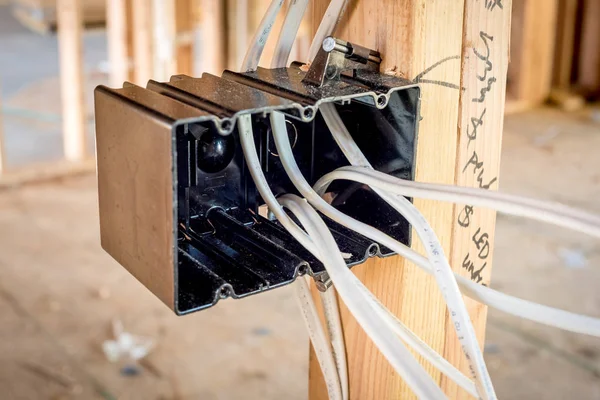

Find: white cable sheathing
<box><xmin>279</xmin><ymin>195</ymin><xmax>447</xmax><ymax>400</ymax></box>
<box><xmin>316</xmin><ymin>166</ymin><xmax>600</xmax><ymax>240</ymax></box>
<box><xmin>241</xmin><ymin>0</ymin><xmax>286</xmax><ymax>72</ymax></box>
<box><xmin>242</xmin><ymin>3</ymin><xmax>350</xmax><ymax>397</ymax></box>
<box><xmin>319</xmin><ymin>289</ymin><xmax>349</xmax><ymax>400</ymax></box>
<box><xmin>319</xmin><ymin>104</ymin><xmax>496</xmax><ymax>399</ymax></box>
<box><xmin>238</xmin><ymin>114</ymin><xmax>316</xmax><ymax>254</ymax></box>
<box><xmin>238</xmin><ymin>114</ymin><xmax>345</xmax><ymax>400</ymax></box>
<box><xmin>360</xmin><ymin>282</ymin><xmax>478</xmax><ymax>397</ymax></box>
<box><xmin>271</xmin><ymin>0</ymin><xmax>310</xmax><ymax>69</ymax></box>
<box><xmin>314</xmin><ymin>167</ymin><xmax>600</xmax><ymax>337</ymax></box>
<box><xmin>307</xmin><ymin>0</ymin><xmax>349</xmax><ymax>62</ymax></box>
<box><xmin>295</xmin><ymin>277</ymin><xmax>344</xmax><ymax>400</ymax></box>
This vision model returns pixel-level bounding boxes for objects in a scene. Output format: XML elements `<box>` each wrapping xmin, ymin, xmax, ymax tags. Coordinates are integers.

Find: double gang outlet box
<box><xmin>95</xmin><ymin>39</ymin><xmax>421</xmax><ymax>315</ymax></box>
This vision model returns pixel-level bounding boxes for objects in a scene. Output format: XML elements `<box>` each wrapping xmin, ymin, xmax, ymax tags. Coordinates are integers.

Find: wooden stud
<box><xmin>175</xmin><ymin>0</ymin><xmax>194</xmax><ymax>75</ymax></box>
<box><xmin>152</xmin><ymin>0</ymin><xmax>177</xmax><ymax>80</ymax></box>
<box><xmin>507</xmin><ymin>0</ymin><xmax>558</xmax><ymax>104</ymax></box>
<box><xmin>106</xmin><ymin>0</ymin><xmax>130</xmax><ymax>87</ymax></box>
<box><xmin>308</xmin><ymin>1</ymin><xmax>511</xmax><ymax>398</ymax></box>
<box><xmin>125</xmin><ymin>0</ymin><xmax>135</xmax><ymax>82</ymax></box>
<box><xmin>552</xmin><ymin>0</ymin><xmax>579</xmax><ymax>89</ymax></box>
<box><xmin>227</xmin><ymin>0</ymin><xmax>249</xmax><ymax>70</ymax></box>
<box><xmin>309</xmin><ymin>1</ymin><xmax>462</xmax><ymax>398</ymax></box>
<box><xmin>442</xmin><ymin>2</ymin><xmax>512</xmax><ymax>398</ymax></box>
<box><xmin>56</xmin><ymin>0</ymin><xmax>87</xmax><ymax>161</ymax></box>
<box><xmin>0</xmin><ymin>82</ymin><xmax>5</xmax><ymax>175</ymax></box>
<box><xmin>132</xmin><ymin>0</ymin><xmax>154</xmax><ymax>84</ymax></box>
<box><xmin>197</xmin><ymin>0</ymin><xmax>226</xmax><ymax>75</ymax></box>
<box><xmin>577</xmin><ymin>0</ymin><xmax>600</xmax><ymax>95</ymax></box>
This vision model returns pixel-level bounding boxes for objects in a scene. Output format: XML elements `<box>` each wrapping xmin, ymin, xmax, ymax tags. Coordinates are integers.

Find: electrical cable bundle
<box><xmin>238</xmin><ymin>1</ymin><xmax>600</xmax><ymax>398</ymax></box>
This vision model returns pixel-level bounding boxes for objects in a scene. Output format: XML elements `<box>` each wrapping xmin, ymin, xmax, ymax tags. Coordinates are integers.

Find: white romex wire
<box><xmin>241</xmin><ymin>0</ymin><xmax>285</xmax><ymax>71</ymax></box>
<box><xmin>279</xmin><ymin>194</ymin><xmax>447</xmax><ymax>400</ymax></box>
<box><xmin>245</xmin><ymin>2</ymin><xmax>471</xmax><ymax>397</ymax></box>
<box><xmin>318</xmin><ymin>287</ymin><xmax>349</xmax><ymax>400</ymax></box>
<box><xmin>271</xmin><ymin>0</ymin><xmax>310</xmax><ymax>68</ymax></box>
<box><xmin>307</xmin><ymin>0</ymin><xmax>349</xmax><ymax>62</ymax></box>
<box><xmin>272</xmin><ymin>113</ymin><xmax>481</xmax><ymax>398</ymax></box>
<box><xmin>242</xmin><ymin>3</ymin><xmax>348</xmax><ymax>398</ymax></box>
<box><xmin>319</xmin><ymin>104</ymin><xmax>496</xmax><ymax>399</ymax></box>
<box><xmin>238</xmin><ymin>114</ymin><xmax>344</xmax><ymax>400</ymax></box>
<box><xmin>304</xmin><ymin>7</ymin><xmax>482</xmax><ymax>397</ymax></box>
<box><xmin>318</xmin><ymin>167</ymin><xmax>600</xmax><ymax>240</ymax></box>
<box><xmin>270</xmin><ymin>3</ymin><xmax>349</xmax><ymax>399</ymax></box>
<box><xmin>313</xmin><ymin>167</ymin><xmax>600</xmax><ymax>337</ymax></box>
<box><xmin>294</xmin><ymin>276</ymin><xmax>344</xmax><ymax>400</ymax></box>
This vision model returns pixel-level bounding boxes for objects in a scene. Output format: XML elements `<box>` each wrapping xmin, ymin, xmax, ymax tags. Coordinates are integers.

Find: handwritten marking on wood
<box><xmin>441</xmin><ymin>1</ymin><xmax>511</xmax><ymax>398</ymax></box>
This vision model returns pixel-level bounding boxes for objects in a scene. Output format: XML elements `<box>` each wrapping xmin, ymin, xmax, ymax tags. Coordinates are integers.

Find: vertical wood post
<box><xmin>106</xmin><ymin>0</ymin><xmax>130</xmax><ymax>87</ymax></box>
<box><xmin>57</xmin><ymin>0</ymin><xmax>87</xmax><ymax>162</ymax></box>
<box><xmin>175</xmin><ymin>0</ymin><xmax>195</xmax><ymax>75</ymax></box>
<box><xmin>507</xmin><ymin>0</ymin><xmax>558</xmax><ymax>104</ymax></box>
<box><xmin>308</xmin><ymin>1</ymin><xmax>511</xmax><ymax>398</ymax></box>
<box><xmin>553</xmin><ymin>0</ymin><xmax>579</xmax><ymax>89</ymax></box>
<box><xmin>443</xmin><ymin>2</ymin><xmax>511</xmax><ymax>398</ymax></box>
<box><xmin>198</xmin><ymin>0</ymin><xmax>226</xmax><ymax>75</ymax></box>
<box><xmin>152</xmin><ymin>0</ymin><xmax>177</xmax><ymax>80</ymax></box>
<box><xmin>0</xmin><ymin>83</ymin><xmax>5</xmax><ymax>175</ymax></box>
<box><xmin>132</xmin><ymin>0</ymin><xmax>154</xmax><ymax>84</ymax></box>
<box><xmin>227</xmin><ymin>0</ymin><xmax>249</xmax><ymax>70</ymax></box>
<box><xmin>577</xmin><ymin>0</ymin><xmax>600</xmax><ymax>94</ymax></box>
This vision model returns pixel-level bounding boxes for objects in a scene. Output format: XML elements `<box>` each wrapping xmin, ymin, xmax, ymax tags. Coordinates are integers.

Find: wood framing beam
<box><xmin>308</xmin><ymin>1</ymin><xmax>511</xmax><ymax>398</ymax></box>
<box><xmin>227</xmin><ymin>0</ymin><xmax>249</xmax><ymax>70</ymax></box>
<box><xmin>552</xmin><ymin>0</ymin><xmax>579</xmax><ymax>89</ymax></box>
<box><xmin>198</xmin><ymin>0</ymin><xmax>226</xmax><ymax>75</ymax></box>
<box><xmin>132</xmin><ymin>0</ymin><xmax>154</xmax><ymax>84</ymax></box>
<box><xmin>175</xmin><ymin>0</ymin><xmax>195</xmax><ymax>75</ymax></box>
<box><xmin>106</xmin><ymin>0</ymin><xmax>130</xmax><ymax>87</ymax></box>
<box><xmin>507</xmin><ymin>0</ymin><xmax>558</xmax><ymax>104</ymax></box>
<box><xmin>152</xmin><ymin>0</ymin><xmax>177</xmax><ymax>80</ymax></box>
<box><xmin>0</xmin><ymin>83</ymin><xmax>5</xmax><ymax>174</ymax></box>
<box><xmin>577</xmin><ymin>0</ymin><xmax>600</xmax><ymax>95</ymax></box>
<box><xmin>443</xmin><ymin>2</ymin><xmax>511</xmax><ymax>398</ymax></box>
<box><xmin>57</xmin><ymin>0</ymin><xmax>87</xmax><ymax>161</ymax></box>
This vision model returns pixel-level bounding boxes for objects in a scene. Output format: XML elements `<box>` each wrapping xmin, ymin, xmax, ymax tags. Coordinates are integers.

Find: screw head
<box><xmin>322</xmin><ymin>37</ymin><xmax>336</xmax><ymax>53</ymax></box>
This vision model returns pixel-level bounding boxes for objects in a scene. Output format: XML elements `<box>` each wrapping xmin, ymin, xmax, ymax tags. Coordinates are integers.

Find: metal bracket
<box><xmin>303</xmin><ymin>37</ymin><xmax>382</xmax><ymax>87</ymax></box>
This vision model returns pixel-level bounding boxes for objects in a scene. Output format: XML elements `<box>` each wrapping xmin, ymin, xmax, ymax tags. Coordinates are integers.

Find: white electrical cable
<box><xmin>241</xmin><ymin>106</ymin><xmax>445</xmax><ymax>398</ymax></box>
<box><xmin>243</xmin><ymin>4</ymin><xmax>350</xmax><ymax>398</ymax></box>
<box><xmin>246</xmin><ymin>3</ymin><xmax>474</xmax><ymax>397</ymax></box>
<box><xmin>238</xmin><ymin>115</ymin><xmax>343</xmax><ymax>399</ymax></box>
<box><xmin>269</xmin><ymin>4</ymin><xmax>350</xmax><ymax>399</ymax></box>
<box><xmin>238</xmin><ymin>114</ymin><xmax>344</xmax><ymax>400</ymax></box>
<box><xmin>238</xmin><ymin>108</ymin><xmax>471</xmax><ymax>394</ymax></box>
<box><xmin>271</xmin><ymin>111</ymin><xmax>495</xmax><ymax>399</ymax></box>
<box><xmin>319</xmin><ymin>104</ymin><xmax>496</xmax><ymax>399</ymax></box>
<box><xmin>314</xmin><ymin>166</ymin><xmax>600</xmax><ymax>337</ymax></box>
<box><xmin>294</xmin><ymin>276</ymin><xmax>344</xmax><ymax>400</ymax></box>
<box><xmin>271</xmin><ymin>0</ymin><xmax>310</xmax><ymax>68</ymax></box>
<box><xmin>279</xmin><ymin>194</ymin><xmax>447</xmax><ymax>400</ymax></box>
<box><xmin>241</xmin><ymin>0</ymin><xmax>286</xmax><ymax>72</ymax></box>
<box><xmin>307</xmin><ymin>0</ymin><xmax>349</xmax><ymax>62</ymax></box>
<box><xmin>290</xmin><ymin>192</ymin><xmax>477</xmax><ymax>397</ymax></box>
<box><xmin>316</xmin><ymin>166</ymin><xmax>600</xmax><ymax>240</ymax></box>
<box><xmin>319</xmin><ymin>288</ymin><xmax>349</xmax><ymax>400</ymax></box>
<box><xmin>361</xmin><ymin>283</ymin><xmax>478</xmax><ymax>397</ymax></box>
<box><xmin>303</xmin><ymin>5</ymin><xmax>472</xmax><ymax>398</ymax></box>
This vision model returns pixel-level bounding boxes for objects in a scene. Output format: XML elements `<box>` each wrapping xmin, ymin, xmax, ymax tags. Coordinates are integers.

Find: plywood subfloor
<box><xmin>1</xmin><ymin>108</ymin><xmax>600</xmax><ymax>399</ymax></box>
